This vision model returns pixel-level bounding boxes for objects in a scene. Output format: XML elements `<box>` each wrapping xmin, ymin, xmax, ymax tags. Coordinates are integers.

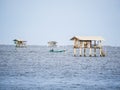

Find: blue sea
<box><xmin>0</xmin><ymin>45</ymin><xmax>120</xmax><ymax>90</ymax></box>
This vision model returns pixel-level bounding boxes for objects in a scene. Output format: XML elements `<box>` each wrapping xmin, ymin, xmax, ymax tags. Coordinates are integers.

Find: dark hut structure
<box><xmin>13</xmin><ymin>39</ymin><xmax>27</xmax><ymax>47</ymax></box>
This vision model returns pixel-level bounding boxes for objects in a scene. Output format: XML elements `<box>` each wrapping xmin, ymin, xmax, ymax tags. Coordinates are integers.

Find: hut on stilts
<box><xmin>70</xmin><ymin>36</ymin><xmax>105</xmax><ymax>57</ymax></box>
<box><xmin>13</xmin><ymin>39</ymin><xmax>27</xmax><ymax>47</ymax></box>
<box><xmin>48</xmin><ymin>41</ymin><xmax>66</xmax><ymax>52</ymax></box>
<box><xmin>48</xmin><ymin>41</ymin><xmax>57</xmax><ymax>47</ymax></box>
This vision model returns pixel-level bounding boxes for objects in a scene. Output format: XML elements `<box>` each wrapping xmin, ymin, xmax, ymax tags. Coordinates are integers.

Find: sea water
<box><xmin>0</xmin><ymin>45</ymin><xmax>120</xmax><ymax>90</ymax></box>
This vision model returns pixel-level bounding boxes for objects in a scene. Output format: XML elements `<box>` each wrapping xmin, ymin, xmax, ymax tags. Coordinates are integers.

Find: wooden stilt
<box><xmin>79</xmin><ymin>41</ymin><xmax>82</xmax><ymax>56</ymax></box>
<box><xmin>99</xmin><ymin>40</ymin><xmax>102</xmax><ymax>57</ymax></box>
<box><xmin>84</xmin><ymin>48</ymin><xmax>86</xmax><ymax>57</ymax></box>
<box><xmin>73</xmin><ymin>39</ymin><xmax>77</xmax><ymax>56</ymax></box>
<box><xmin>100</xmin><ymin>48</ymin><xmax>102</xmax><ymax>57</ymax></box>
<box><xmin>89</xmin><ymin>48</ymin><xmax>92</xmax><ymax>57</ymax></box>
<box><xmin>74</xmin><ymin>48</ymin><xmax>76</xmax><ymax>56</ymax></box>
<box><xmin>94</xmin><ymin>48</ymin><xmax>96</xmax><ymax>57</ymax></box>
<box><xmin>101</xmin><ymin>49</ymin><xmax>105</xmax><ymax>57</ymax></box>
<box><xmin>89</xmin><ymin>41</ymin><xmax>92</xmax><ymax>57</ymax></box>
<box><xmin>80</xmin><ymin>47</ymin><xmax>82</xmax><ymax>56</ymax></box>
<box><xmin>94</xmin><ymin>41</ymin><xmax>96</xmax><ymax>57</ymax></box>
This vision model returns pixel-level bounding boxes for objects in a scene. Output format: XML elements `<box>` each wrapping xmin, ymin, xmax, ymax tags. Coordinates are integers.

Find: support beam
<box><xmin>99</xmin><ymin>40</ymin><xmax>102</xmax><ymax>57</ymax></box>
<box><xmin>94</xmin><ymin>41</ymin><xmax>96</xmax><ymax>57</ymax></box>
<box><xmin>73</xmin><ymin>39</ymin><xmax>77</xmax><ymax>56</ymax></box>
<box><xmin>89</xmin><ymin>41</ymin><xmax>92</xmax><ymax>57</ymax></box>
<box><xmin>89</xmin><ymin>47</ymin><xmax>92</xmax><ymax>57</ymax></box>
<box><xmin>80</xmin><ymin>47</ymin><xmax>82</xmax><ymax>56</ymax></box>
<box><xmin>74</xmin><ymin>48</ymin><xmax>76</xmax><ymax>56</ymax></box>
<box><xmin>83</xmin><ymin>41</ymin><xmax>86</xmax><ymax>57</ymax></box>
<box><xmin>84</xmin><ymin>48</ymin><xmax>86</xmax><ymax>57</ymax></box>
<box><xmin>79</xmin><ymin>41</ymin><xmax>82</xmax><ymax>56</ymax></box>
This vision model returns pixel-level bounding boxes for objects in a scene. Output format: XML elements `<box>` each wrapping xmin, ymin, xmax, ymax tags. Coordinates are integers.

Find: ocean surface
<box><xmin>0</xmin><ymin>45</ymin><xmax>120</xmax><ymax>90</ymax></box>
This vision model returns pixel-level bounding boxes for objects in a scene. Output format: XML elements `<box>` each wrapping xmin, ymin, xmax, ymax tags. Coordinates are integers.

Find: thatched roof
<box><xmin>13</xmin><ymin>39</ymin><xmax>27</xmax><ymax>42</ymax></box>
<box><xmin>70</xmin><ymin>36</ymin><xmax>104</xmax><ymax>41</ymax></box>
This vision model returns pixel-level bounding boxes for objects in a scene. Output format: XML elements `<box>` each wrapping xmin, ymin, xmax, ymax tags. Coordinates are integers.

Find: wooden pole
<box><xmin>80</xmin><ymin>47</ymin><xmax>82</xmax><ymax>56</ymax></box>
<box><xmin>84</xmin><ymin>48</ymin><xmax>86</xmax><ymax>57</ymax></box>
<box><xmin>83</xmin><ymin>41</ymin><xmax>86</xmax><ymax>56</ymax></box>
<box><xmin>80</xmin><ymin>41</ymin><xmax>82</xmax><ymax>56</ymax></box>
<box><xmin>99</xmin><ymin>40</ymin><xmax>102</xmax><ymax>57</ymax></box>
<box><xmin>94</xmin><ymin>41</ymin><xmax>96</xmax><ymax>57</ymax></box>
<box><xmin>89</xmin><ymin>48</ymin><xmax>92</xmax><ymax>57</ymax></box>
<box><xmin>74</xmin><ymin>48</ymin><xmax>76</xmax><ymax>56</ymax></box>
<box><xmin>74</xmin><ymin>39</ymin><xmax>77</xmax><ymax>56</ymax></box>
<box><xmin>89</xmin><ymin>41</ymin><xmax>92</xmax><ymax>57</ymax></box>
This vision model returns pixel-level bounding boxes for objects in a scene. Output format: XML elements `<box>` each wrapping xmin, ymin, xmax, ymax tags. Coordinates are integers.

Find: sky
<box><xmin>0</xmin><ymin>0</ymin><xmax>120</xmax><ymax>46</ymax></box>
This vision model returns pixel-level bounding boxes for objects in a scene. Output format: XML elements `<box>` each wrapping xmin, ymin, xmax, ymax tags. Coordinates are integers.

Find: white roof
<box><xmin>48</xmin><ymin>41</ymin><xmax>57</xmax><ymax>43</ymax></box>
<box><xmin>71</xmin><ymin>36</ymin><xmax>104</xmax><ymax>41</ymax></box>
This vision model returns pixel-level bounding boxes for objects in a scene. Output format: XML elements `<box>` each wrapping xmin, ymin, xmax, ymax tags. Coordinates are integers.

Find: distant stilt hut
<box><xmin>48</xmin><ymin>41</ymin><xmax>57</xmax><ymax>47</ymax></box>
<box><xmin>13</xmin><ymin>39</ymin><xmax>27</xmax><ymax>47</ymax></box>
<box><xmin>70</xmin><ymin>36</ymin><xmax>105</xmax><ymax>57</ymax></box>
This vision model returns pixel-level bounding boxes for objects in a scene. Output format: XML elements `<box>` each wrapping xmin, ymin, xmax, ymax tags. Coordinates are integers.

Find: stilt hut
<box><xmin>70</xmin><ymin>36</ymin><xmax>105</xmax><ymax>57</ymax></box>
<box><xmin>13</xmin><ymin>39</ymin><xmax>27</xmax><ymax>47</ymax></box>
<box><xmin>48</xmin><ymin>41</ymin><xmax>57</xmax><ymax>47</ymax></box>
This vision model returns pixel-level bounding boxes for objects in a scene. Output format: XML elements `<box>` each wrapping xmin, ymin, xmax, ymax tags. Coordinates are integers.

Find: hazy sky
<box><xmin>0</xmin><ymin>0</ymin><xmax>120</xmax><ymax>46</ymax></box>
